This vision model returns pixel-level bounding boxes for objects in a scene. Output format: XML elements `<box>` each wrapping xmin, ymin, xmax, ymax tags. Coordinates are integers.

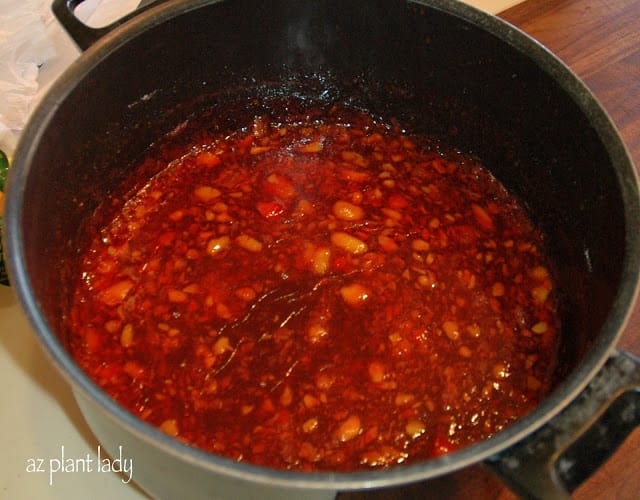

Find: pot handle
<box><xmin>51</xmin><ymin>0</ymin><xmax>162</xmax><ymax>51</ymax></box>
<box><xmin>484</xmin><ymin>349</ymin><xmax>640</xmax><ymax>499</ymax></box>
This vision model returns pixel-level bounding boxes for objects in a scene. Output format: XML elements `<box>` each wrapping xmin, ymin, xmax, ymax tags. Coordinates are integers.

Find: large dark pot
<box><xmin>5</xmin><ymin>0</ymin><xmax>640</xmax><ymax>498</ymax></box>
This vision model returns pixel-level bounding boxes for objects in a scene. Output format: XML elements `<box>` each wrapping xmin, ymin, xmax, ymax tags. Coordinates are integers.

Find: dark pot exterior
<box><xmin>5</xmin><ymin>0</ymin><xmax>640</xmax><ymax>498</ymax></box>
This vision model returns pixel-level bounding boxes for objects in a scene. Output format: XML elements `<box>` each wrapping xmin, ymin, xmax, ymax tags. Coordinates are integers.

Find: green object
<box><xmin>0</xmin><ymin>149</ymin><xmax>7</xmax><ymax>191</ymax></box>
<box><xmin>0</xmin><ymin>149</ymin><xmax>9</xmax><ymax>286</ymax></box>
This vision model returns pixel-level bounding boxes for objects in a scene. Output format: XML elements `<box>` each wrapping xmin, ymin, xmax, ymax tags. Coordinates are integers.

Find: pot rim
<box><xmin>5</xmin><ymin>0</ymin><xmax>640</xmax><ymax>491</ymax></box>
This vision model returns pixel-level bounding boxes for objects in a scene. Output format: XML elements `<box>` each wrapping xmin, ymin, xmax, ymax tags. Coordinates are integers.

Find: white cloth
<box><xmin>0</xmin><ymin>0</ymin><xmax>139</xmax><ymax>156</ymax></box>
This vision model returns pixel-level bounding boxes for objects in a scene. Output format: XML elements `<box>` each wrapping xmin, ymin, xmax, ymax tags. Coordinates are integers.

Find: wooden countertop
<box><xmin>501</xmin><ymin>1</ymin><xmax>640</xmax><ymax>499</ymax></box>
